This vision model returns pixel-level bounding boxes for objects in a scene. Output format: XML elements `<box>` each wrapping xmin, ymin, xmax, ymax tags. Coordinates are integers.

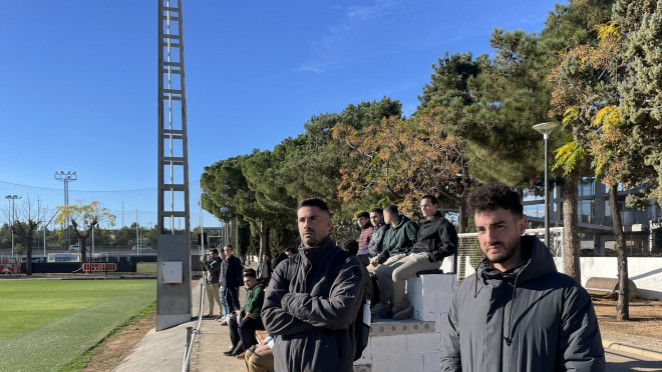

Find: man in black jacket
<box><xmin>385</xmin><ymin>194</ymin><xmax>458</xmax><ymax>320</ymax></box>
<box><xmin>223</xmin><ymin>245</ymin><xmax>244</xmax><ymax>313</ymax></box>
<box><xmin>262</xmin><ymin>198</ymin><xmax>364</xmax><ymax>372</ymax></box>
<box><xmin>440</xmin><ymin>184</ymin><xmax>605</xmax><ymax>372</ymax></box>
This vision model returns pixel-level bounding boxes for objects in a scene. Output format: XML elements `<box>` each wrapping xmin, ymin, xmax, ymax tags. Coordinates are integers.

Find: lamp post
<box><xmin>5</xmin><ymin>195</ymin><xmax>21</xmax><ymax>256</ymax></box>
<box><xmin>533</xmin><ymin>122</ymin><xmax>560</xmax><ymax>249</ymax></box>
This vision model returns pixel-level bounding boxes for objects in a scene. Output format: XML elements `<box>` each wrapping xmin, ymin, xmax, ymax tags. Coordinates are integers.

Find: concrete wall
<box><xmin>553</xmin><ymin>257</ymin><xmax>662</xmax><ymax>300</ymax></box>
<box><xmin>355</xmin><ymin>274</ymin><xmax>456</xmax><ymax>372</ymax></box>
<box><xmin>457</xmin><ymin>254</ymin><xmax>662</xmax><ymax>300</ymax></box>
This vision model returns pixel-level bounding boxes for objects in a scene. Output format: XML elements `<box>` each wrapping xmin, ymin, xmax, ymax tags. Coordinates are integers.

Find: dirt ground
<box><xmin>81</xmin><ymin>295</ymin><xmax>662</xmax><ymax>371</ymax></box>
<box><xmin>592</xmin><ymin>294</ymin><xmax>662</xmax><ymax>350</ymax></box>
<box><xmin>82</xmin><ymin>312</ymin><xmax>156</xmax><ymax>372</ymax></box>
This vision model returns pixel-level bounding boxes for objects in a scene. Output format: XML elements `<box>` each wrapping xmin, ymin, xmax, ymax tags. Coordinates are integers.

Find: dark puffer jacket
<box><xmin>366</xmin><ymin>221</ymin><xmax>389</xmax><ymax>257</ymax></box>
<box><xmin>262</xmin><ymin>237</ymin><xmax>364</xmax><ymax>372</ymax></box>
<box><xmin>440</xmin><ymin>236</ymin><xmax>605</xmax><ymax>372</ymax></box>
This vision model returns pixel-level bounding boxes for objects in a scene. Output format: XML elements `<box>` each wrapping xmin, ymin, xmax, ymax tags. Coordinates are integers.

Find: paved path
<box><xmin>606</xmin><ymin>348</ymin><xmax>662</xmax><ymax>372</ymax></box>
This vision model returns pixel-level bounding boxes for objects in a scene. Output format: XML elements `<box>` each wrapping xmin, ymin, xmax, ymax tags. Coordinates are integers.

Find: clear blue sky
<box><xmin>1</xmin><ymin>0</ymin><xmax>565</xmax><ymax>228</ymax></box>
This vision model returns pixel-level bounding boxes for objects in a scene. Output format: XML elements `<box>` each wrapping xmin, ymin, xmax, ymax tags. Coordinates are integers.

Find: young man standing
<box><xmin>200</xmin><ymin>248</ymin><xmax>222</xmax><ymax>318</ymax></box>
<box><xmin>262</xmin><ymin>198</ymin><xmax>364</xmax><ymax>372</ymax></box>
<box><xmin>257</xmin><ymin>254</ymin><xmax>272</xmax><ymax>285</ymax></box>
<box><xmin>224</xmin><ymin>245</ymin><xmax>243</xmax><ymax>314</ymax></box>
<box><xmin>440</xmin><ymin>183</ymin><xmax>605</xmax><ymax>371</ymax></box>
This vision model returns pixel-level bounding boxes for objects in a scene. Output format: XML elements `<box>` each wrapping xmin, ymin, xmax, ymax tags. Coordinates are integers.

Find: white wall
<box><xmin>553</xmin><ymin>257</ymin><xmax>662</xmax><ymax>300</ymax></box>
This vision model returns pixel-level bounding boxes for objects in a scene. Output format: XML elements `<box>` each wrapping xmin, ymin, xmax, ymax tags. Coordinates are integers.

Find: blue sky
<box><xmin>1</xmin><ymin>0</ymin><xmax>565</xmax><ymax>228</ymax></box>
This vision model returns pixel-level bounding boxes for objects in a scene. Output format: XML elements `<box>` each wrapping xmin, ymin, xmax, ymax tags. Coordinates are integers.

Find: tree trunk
<box><xmin>24</xmin><ymin>234</ymin><xmax>33</xmax><ymax>276</ymax></box>
<box><xmin>12</xmin><ymin>221</ymin><xmax>39</xmax><ymax>275</ymax></box>
<box><xmin>562</xmin><ymin>170</ymin><xmax>581</xmax><ymax>282</ymax></box>
<box><xmin>80</xmin><ymin>237</ymin><xmax>88</xmax><ymax>267</ymax></box>
<box><xmin>608</xmin><ymin>183</ymin><xmax>629</xmax><ymax>321</ymax></box>
<box><xmin>250</xmin><ymin>220</ymin><xmax>268</xmax><ymax>261</ymax></box>
<box><xmin>458</xmin><ymin>196</ymin><xmax>468</xmax><ymax>233</ymax></box>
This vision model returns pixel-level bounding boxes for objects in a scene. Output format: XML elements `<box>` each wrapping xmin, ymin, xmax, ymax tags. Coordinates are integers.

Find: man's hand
<box><xmin>254</xmin><ymin>343</ymin><xmax>270</xmax><ymax>354</ymax></box>
<box><xmin>370</xmin><ymin>258</ymin><xmax>380</xmax><ymax>267</ymax></box>
<box><xmin>244</xmin><ymin>312</ymin><xmax>254</xmax><ymax>319</ymax></box>
<box><xmin>199</xmin><ymin>257</ymin><xmax>205</xmax><ymax>264</ymax></box>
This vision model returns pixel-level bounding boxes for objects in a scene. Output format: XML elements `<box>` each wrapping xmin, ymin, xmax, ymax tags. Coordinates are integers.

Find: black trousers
<box><xmin>227</xmin><ymin>286</ymin><xmax>241</xmax><ymax>311</ymax></box>
<box><xmin>228</xmin><ymin>313</ymin><xmax>264</xmax><ymax>354</ymax></box>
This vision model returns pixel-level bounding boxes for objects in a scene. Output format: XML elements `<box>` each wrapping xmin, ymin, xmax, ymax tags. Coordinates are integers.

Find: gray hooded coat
<box><xmin>262</xmin><ymin>237</ymin><xmax>364</xmax><ymax>372</ymax></box>
<box><xmin>440</xmin><ymin>235</ymin><xmax>605</xmax><ymax>372</ymax></box>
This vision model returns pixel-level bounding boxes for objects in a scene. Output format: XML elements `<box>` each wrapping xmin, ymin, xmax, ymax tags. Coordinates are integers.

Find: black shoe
<box><xmin>223</xmin><ymin>350</ymin><xmax>235</xmax><ymax>356</ymax></box>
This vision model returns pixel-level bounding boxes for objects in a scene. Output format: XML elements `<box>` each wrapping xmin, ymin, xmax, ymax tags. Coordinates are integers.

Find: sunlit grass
<box><xmin>0</xmin><ymin>279</ymin><xmax>155</xmax><ymax>372</ymax></box>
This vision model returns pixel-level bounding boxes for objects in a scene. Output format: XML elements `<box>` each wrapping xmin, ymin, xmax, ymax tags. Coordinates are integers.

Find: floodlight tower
<box><xmin>55</xmin><ymin>171</ymin><xmax>77</xmax><ymax>246</ymax></box>
<box><xmin>156</xmin><ymin>0</ymin><xmax>191</xmax><ymax>331</ymax></box>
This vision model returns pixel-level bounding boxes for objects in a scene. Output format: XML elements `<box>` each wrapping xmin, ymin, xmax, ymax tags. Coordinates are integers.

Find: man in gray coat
<box><xmin>440</xmin><ymin>183</ymin><xmax>605</xmax><ymax>372</ymax></box>
<box><xmin>262</xmin><ymin>198</ymin><xmax>364</xmax><ymax>372</ymax></box>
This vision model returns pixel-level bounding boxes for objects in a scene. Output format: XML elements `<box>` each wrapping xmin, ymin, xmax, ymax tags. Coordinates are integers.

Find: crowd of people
<box><xmin>200</xmin><ymin>185</ymin><xmax>606</xmax><ymax>372</ymax></box>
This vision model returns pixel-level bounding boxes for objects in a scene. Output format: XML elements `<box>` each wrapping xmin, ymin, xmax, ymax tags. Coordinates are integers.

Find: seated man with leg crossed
<box><xmin>224</xmin><ymin>268</ymin><xmax>266</xmax><ymax>358</ymax></box>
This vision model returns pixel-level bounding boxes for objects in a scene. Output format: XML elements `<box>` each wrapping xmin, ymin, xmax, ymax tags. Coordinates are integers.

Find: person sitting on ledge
<box><xmin>224</xmin><ymin>268</ymin><xmax>266</xmax><ymax>358</ymax></box>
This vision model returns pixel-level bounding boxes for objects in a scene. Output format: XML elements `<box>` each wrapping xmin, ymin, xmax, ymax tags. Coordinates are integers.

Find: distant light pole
<box><xmin>5</xmin><ymin>195</ymin><xmax>21</xmax><ymax>255</ymax></box>
<box><xmin>55</xmin><ymin>171</ymin><xmax>77</xmax><ymax>247</ymax></box>
<box><xmin>533</xmin><ymin>122</ymin><xmax>560</xmax><ymax>249</ymax></box>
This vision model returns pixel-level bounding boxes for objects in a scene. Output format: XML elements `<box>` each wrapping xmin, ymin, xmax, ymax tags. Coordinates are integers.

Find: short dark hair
<box><xmin>384</xmin><ymin>205</ymin><xmax>398</xmax><ymax>216</ymax></box>
<box><xmin>342</xmin><ymin>239</ymin><xmax>359</xmax><ymax>255</ymax></box>
<box><xmin>210</xmin><ymin>248</ymin><xmax>219</xmax><ymax>255</ymax></box>
<box><xmin>370</xmin><ymin>207</ymin><xmax>383</xmax><ymax>215</ymax></box>
<box><xmin>357</xmin><ymin>211</ymin><xmax>370</xmax><ymax>219</ymax></box>
<box><xmin>297</xmin><ymin>198</ymin><xmax>330</xmax><ymax>214</ymax></box>
<box><xmin>224</xmin><ymin>244</ymin><xmax>233</xmax><ymax>251</ymax></box>
<box><xmin>284</xmin><ymin>246</ymin><xmax>298</xmax><ymax>255</ymax></box>
<box><xmin>243</xmin><ymin>268</ymin><xmax>257</xmax><ymax>278</ymax></box>
<box><xmin>468</xmin><ymin>183</ymin><xmax>523</xmax><ymax>217</ymax></box>
<box><xmin>421</xmin><ymin>194</ymin><xmax>438</xmax><ymax>205</ymax></box>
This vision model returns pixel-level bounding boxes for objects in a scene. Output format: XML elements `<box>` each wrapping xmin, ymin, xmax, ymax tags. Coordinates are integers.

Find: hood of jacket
<box><xmin>391</xmin><ymin>214</ymin><xmax>412</xmax><ymax>230</ymax></box>
<box><xmin>477</xmin><ymin>235</ymin><xmax>556</xmax><ymax>288</ymax></box>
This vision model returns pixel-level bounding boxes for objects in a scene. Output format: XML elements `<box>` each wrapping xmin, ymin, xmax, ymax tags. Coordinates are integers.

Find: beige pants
<box><xmin>205</xmin><ymin>282</ymin><xmax>221</xmax><ymax>315</ymax></box>
<box><xmin>374</xmin><ymin>253</ymin><xmax>408</xmax><ymax>306</ymax></box>
<box><xmin>391</xmin><ymin>253</ymin><xmax>440</xmax><ymax>308</ymax></box>
<box><xmin>245</xmin><ymin>347</ymin><xmax>274</xmax><ymax>372</ymax></box>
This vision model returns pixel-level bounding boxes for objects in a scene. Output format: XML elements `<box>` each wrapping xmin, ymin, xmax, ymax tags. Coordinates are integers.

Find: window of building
<box><xmin>579</xmin><ymin>200</ymin><xmax>594</xmax><ymax>224</ymax></box>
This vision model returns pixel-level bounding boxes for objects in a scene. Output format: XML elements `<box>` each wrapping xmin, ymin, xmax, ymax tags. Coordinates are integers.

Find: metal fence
<box><xmin>452</xmin><ymin>227</ymin><xmax>564</xmax><ymax>282</ymax></box>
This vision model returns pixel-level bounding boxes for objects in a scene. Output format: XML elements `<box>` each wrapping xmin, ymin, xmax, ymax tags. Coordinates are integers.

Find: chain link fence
<box><xmin>449</xmin><ymin>227</ymin><xmax>565</xmax><ymax>282</ymax></box>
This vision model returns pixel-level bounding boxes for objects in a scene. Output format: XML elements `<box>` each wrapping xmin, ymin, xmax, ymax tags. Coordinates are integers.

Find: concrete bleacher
<box><xmin>354</xmin><ymin>272</ymin><xmax>456</xmax><ymax>372</ymax></box>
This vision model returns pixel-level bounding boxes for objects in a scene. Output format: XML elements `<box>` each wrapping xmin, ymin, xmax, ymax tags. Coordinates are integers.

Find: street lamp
<box><xmin>5</xmin><ymin>195</ymin><xmax>21</xmax><ymax>257</ymax></box>
<box><xmin>533</xmin><ymin>122</ymin><xmax>560</xmax><ymax>249</ymax></box>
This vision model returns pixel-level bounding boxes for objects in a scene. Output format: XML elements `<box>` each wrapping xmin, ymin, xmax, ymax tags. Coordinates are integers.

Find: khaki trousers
<box><xmin>245</xmin><ymin>347</ymin><xmax>274</xmax><ymax>372</ymax></box>
<box><xmin>374</xmin><ymin>253</ymin><xmax>407</xmax><ymax>306</ymax></box>
<box><xmin>391</xmin><ymin>253</ymin><xmax>440</xmax><ymax>308</ymax></box>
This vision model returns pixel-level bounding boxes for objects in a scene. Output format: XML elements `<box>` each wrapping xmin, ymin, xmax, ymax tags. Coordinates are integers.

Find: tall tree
<box><xmin>56</xmin><ymin>200</ymin><xmax>116</xmax><ymax>265</ymax></box>
<box><xmin>613</xmin><ymin>0</ymin><xmax>662</xmax><ymax>206</ymax></box>
<box><xmin>544</xmin><ymin>0</ymin><xmax>615</xmax><ymax>282</ymax></box>
<box><xmin>5</xmin><ymin>197</ymin><xmax>47</xmax><ymax>275</ymax></box>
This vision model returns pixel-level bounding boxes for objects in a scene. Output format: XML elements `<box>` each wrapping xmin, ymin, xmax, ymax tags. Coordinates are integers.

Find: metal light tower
<box><xmin>157</xmin><ymin>0</ymin><xmax>191</xmax><ymax>331</ymax></box>
<box><xmin>55</xmin><ymin>171</ymin><xmax>77</xmax><ymax>247</ymax></box>
<box><xmin>533</xmin><ymin>122</ymin><xmax>560</xmax><ymax>249</ymax></box>
<box><xmin>5</xmin><ymin>195</ymin><xmax>21</xmax><ymax>255</ymax></box>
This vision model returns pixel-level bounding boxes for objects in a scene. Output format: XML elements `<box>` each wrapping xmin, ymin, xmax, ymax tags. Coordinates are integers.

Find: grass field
<box><xmin>136</xmin><ymin>261</ymin><xmax>157</xmax><ymax>273</ymax></box>
<box><xmin>0</xmin><ymin>279</ymin><xmax>156</xmax><ymax>372</ymax></box>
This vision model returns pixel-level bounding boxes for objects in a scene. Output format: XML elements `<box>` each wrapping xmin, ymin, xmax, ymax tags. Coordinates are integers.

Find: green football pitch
<box><xmin>0</xmin><ymin>279</ymin><xmax>156</xmax><ymax>372</ymax></box>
